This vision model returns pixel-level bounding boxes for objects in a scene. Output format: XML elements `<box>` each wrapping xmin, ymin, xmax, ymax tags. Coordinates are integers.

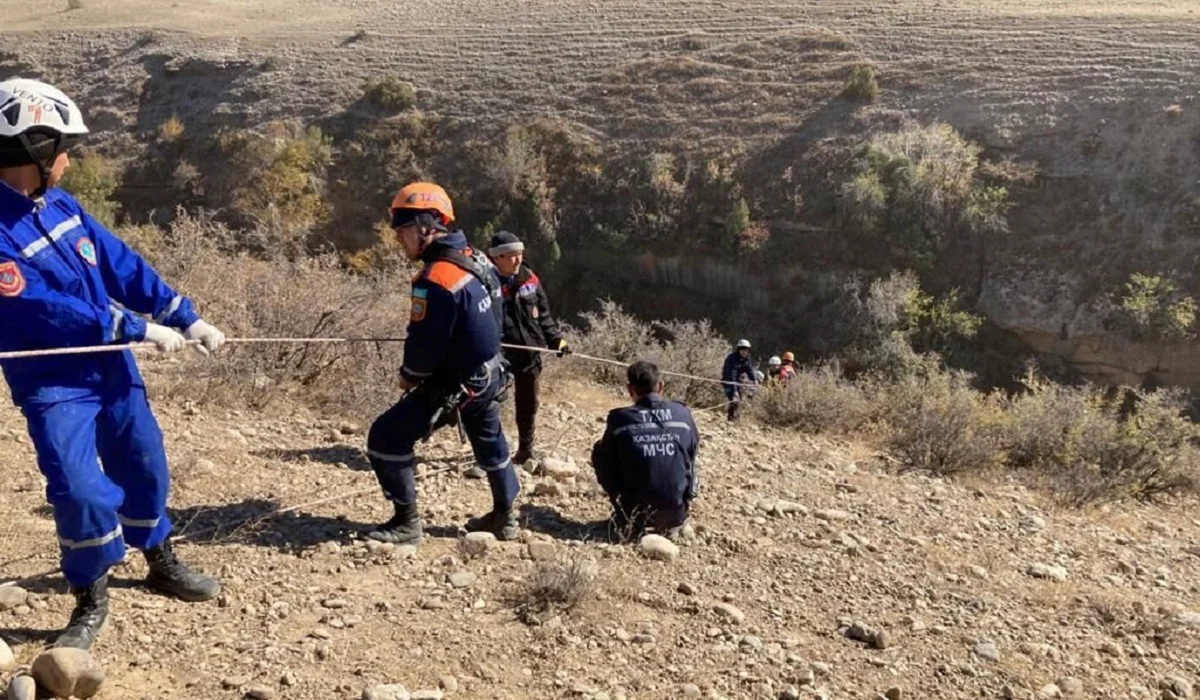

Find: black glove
<box><xmin>556</xmin><ymin>339</ymin><xmax>572</xmax><ymax>358</ymax></box>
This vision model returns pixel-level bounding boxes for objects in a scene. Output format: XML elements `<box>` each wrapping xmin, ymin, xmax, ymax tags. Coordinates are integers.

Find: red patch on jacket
<box><xmin>0</xmin><ymin>262</ymin><xmax>26</xmax><ymax>297</ymax></box>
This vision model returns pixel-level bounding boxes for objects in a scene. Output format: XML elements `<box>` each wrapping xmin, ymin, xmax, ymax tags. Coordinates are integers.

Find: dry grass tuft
<box><xmin>511</xmin><ymin>552</ymin><xmax>598</xmax><ymax>622</ymax></box>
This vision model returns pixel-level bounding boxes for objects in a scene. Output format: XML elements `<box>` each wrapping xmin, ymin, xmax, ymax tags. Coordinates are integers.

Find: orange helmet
<box><xmin>390</xmin><ymin>182</ymin><xmax>455</xmax><ymax>227</ymax></box>
<box><xmin>782</xmin><ymin>351</ymin><xmax>795</xmax><ymax>362</ymax></box>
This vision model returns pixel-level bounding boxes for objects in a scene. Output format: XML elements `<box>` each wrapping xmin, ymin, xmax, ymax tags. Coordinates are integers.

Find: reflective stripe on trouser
<box><xmin>367</xmin><ymin>375</ymin><xmax>518</xmax><ymax>511</ymax></box>
<box><xmin>21</xmin><ymin>384</ymin><xmax>173</xmax><ymax>587</ymax></box>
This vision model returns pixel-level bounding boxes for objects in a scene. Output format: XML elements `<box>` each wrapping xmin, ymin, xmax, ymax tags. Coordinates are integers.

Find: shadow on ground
<box><xmin>519</xmin><ymin>504</ymin><xmax>610</xmax><ymax>543</ymax></box>
<box><xmin>251</xmin><ymin>446</ymin><xmax>372</xmax><ymax>471</ymax></box>
<box><xmin>252</xmin><ymin>447</ymin><xmax>477</xmax><ymax>474</ymax></box>
<box><xmin>171</xmin><ymin>498</ymin><xmax>357</xmax><ymax>551</ymax></box>
<box><xmin>1</xmin><ymin>627</ymin><xmax>60</xmax><ymax>647</ymax></box>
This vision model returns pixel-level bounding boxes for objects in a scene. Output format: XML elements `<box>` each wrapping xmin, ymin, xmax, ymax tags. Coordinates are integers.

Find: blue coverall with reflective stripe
<box><xmin>0</xmin><ymin>182</ymin><xmax>199</xmax><ymax>587</ymax></box>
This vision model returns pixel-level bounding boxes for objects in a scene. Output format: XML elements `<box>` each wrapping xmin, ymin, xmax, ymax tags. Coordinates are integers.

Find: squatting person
<box><xmin>591</xmin><ymin>360</ymin><xmax>700</xmax><ymax>540</ymax></box>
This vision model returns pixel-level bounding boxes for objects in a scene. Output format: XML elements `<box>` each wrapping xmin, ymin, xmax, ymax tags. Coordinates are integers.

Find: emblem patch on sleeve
<box><xmin>0</xmin><ymin>261</ymin><xmax>26</xmax><ymax>297</ymax></box>
<box><xmin>411</xmin><ymin>298</ymin><xmax>427</xmax><ymax>322</ymax></box>
<box><xmin>76</xmin><ymin>237</ymin><xmax>98</xmax><ymax>266</ymax></box>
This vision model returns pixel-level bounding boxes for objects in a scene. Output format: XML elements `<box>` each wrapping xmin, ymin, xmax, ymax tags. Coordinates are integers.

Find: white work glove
<box><xmin>144</xmin><ymin>323</ymin><xmax>186</xmax><ymax>353</ymax></box>
<box><xmin>183</xmin><ymin>319</ymin><xmax>227</xmax><ymax>357</ymax></box>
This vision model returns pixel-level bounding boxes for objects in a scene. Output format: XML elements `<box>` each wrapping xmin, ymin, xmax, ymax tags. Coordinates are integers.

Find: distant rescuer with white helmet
<box><xmin>721</xmin><ymin>338</ymin><xmax>758</xmax><ymax>422</ymax></box>
<box><xmin>487</xmin><ymin>230</ymin><xmax>570</xmax><ymax>465</ymax></box>
<box><xmin>0</xmin><ymin>79</ymin><xmax>226</xmax><ymax>649</ymax></box>
<box><xmin>364</xmin><ymin>182</ymin><xmax>521</xmax><ymax>544</ymax></box>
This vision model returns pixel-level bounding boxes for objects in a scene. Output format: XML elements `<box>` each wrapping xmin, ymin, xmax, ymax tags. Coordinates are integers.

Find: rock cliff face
<box><xmin>964</xmin><ymin>101</ymin><xmax>1200</xmax><ymax>390</ymax></box>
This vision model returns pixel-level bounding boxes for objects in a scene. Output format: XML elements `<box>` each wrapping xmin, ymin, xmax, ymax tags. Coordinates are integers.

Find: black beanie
<box><xmin>488</xmin><ymin>230</ymin><xmax>525</xmax><ymax>256</ymax></box>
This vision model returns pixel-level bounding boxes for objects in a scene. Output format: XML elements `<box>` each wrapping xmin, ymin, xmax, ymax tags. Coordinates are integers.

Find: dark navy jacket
<box><xmin>401</xmin><ymin>231</ymin><xmax>504</xmax><ymax>392</ymax></box>
<box><xmin>591</xmin><ymin>393</ymin><xmax>699</xmax><ymax>512</ymax></box>
<box><xmin>722</xmin><ymin>351</ymin><xmax>757</xmax><ymax>396</ymax></box>
<box><xmin>0</xmin><ymin>182</ymin><xmax>199</xmax><ymax>403</ymax></box>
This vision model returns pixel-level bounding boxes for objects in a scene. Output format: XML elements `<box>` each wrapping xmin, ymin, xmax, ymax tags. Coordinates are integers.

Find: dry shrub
<box><xmin>157</xmin><ymin>115</ymin><xmax>186</xmax><ymax>144</ymax></box>
<box><xmin>568</xmin><ymin>301</ymin><xmax>730</xmax><ymax>405</ymax></box>
<box><xmin>512</xmin><ymin>552</ymin><xmax>597</xmax><ymax>621</ymax></box>
<box><xmin>569</xmin><ymin>300</ymin><xmax>657</xmax><ymax>384</ymax></box>
<box><xmin>1002</xmin><ymin>371</ymin><xmax>1200</xmax><ymax>506</ymax></box>
<box><xmin>877</xmin><ymin>364</ymin><xmax>1004</xmax><ymax>475</ymax></box>
<box><xmin>752</xmin><ymin>364</ymin><xmax>870</xmax><ymax>434</ymax></box>
<box><xmin>134</xmin><ymin>211</ymin><xmax>409</xmax><ymax>422</ymax></box>
<box><xmin>645</xmin><ymin>319</ymin><xmax>730</xmax><ymax>406</ymax></box>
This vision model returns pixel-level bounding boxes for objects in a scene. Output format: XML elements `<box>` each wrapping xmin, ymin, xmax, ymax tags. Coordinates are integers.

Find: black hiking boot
<box><xmin>465</xmin><ymin>509</ymin><xmax>520</xmax><ymax>541</ymax></box>
<box><xmin>55</xmin><ymin>576</ymin><xmax>109</xmax><ymax>650</ymax></box>
<box><xmin>512</xmin><ymin>447</ymin><xmax>534</xmax><ymax>466</ymax></box>
<box><xmin>144</xmin><ymin>539</ymin><xmax>221</xmax><ymax>602</ymax></box>
<box><xmin>366</xmin><ymin>503</ymin><xmax>424</xmax><ymax>544</ymax></box>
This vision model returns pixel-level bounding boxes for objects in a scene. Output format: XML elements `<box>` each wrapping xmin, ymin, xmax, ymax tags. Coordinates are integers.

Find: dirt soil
<box><xmin>1</xmin><ymin>360</ymin><xmax>1199</xmax><ymax>700</ymax></box>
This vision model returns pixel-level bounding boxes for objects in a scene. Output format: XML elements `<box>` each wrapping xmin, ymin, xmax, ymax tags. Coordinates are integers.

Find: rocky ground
<box><xmin>0</xmin><ymin>364</ymin><xmax>1199</xmax><ymax>700</ymax></box>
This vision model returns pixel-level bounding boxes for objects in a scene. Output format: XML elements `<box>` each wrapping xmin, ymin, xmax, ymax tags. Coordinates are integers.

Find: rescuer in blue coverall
<box><xmin>0</xmin><ymin>79</ymin><xmax>226</xmax><ymax>650</ymax></box>
<box><xmin>364</xmin><ymin>182</ymin><xmax>521</xmax><ymax>544</ymax></box>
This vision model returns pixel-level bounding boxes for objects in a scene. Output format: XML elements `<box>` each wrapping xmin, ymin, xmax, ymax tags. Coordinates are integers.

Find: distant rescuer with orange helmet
<box><xmin>363</xmin><ymin>182</ymin><xmax>520</xmax><ymax>543</ymax></box>
<box><xmin>779</xmin><ymin>351</ymin><xmax>798</xmax><ymax>382</ymax></box>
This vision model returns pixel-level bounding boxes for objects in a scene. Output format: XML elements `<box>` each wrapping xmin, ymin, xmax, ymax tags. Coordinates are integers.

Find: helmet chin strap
<box><xmin>16</xmin><ymin>133</ymin><xmax>57</xmax><ymax>199</ymax></box>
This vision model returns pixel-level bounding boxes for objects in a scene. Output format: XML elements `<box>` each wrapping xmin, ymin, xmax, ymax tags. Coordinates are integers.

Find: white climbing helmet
<box><xmin>0</xmin><ymin>79</ymin><xmax>88</xmax><ymax>139</ymax></box>
<box><xmin>0</xmin><ymin>79</ymin><xmax>88</xmax><ymax>175</ymax></box>
<box><xmin>768</xmin><ymin>356</ymin><xmax>781</xmax><ymax>367</ymax></box>
<box><xmin>737</xmin><ymin>339</ymin><xmax>751</xmax><ymax>349</ymax></box>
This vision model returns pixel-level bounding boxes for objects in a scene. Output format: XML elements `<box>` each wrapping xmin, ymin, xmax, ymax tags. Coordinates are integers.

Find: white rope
<box><xmin>0</xmin><ymin>338</ymin><xmax>759</xmax><ymax>389</ymax></box>
<box><xmin>502</xmin><ymin>343</ymin><xmax>758</xmax><ymax>389</ymax></box>
<box><xmin>0</xmin><ymin>336</ymin><xmax>408</xmax><ymax>361</ymax></box>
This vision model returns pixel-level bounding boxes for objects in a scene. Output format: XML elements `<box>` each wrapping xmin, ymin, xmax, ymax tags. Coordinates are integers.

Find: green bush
<box><xmin>362</xmin><ymin>76</ymin><xmax>417</xmax><ymax>111</ymax></box>
<box><xmin>211</xmin><ymin>123</ymin><xmax>334</xmax><ymax>252</ymax></box>
<box><xmin>725</xmin><ymin>196</ymin><xmax>751</xmax><ymax>244</ymax></box>
<box><xmin>839</xmin><ymin>122</ymin><xmax>1009</xmax><ymax>270</ymax></box>
<box><xmin>324</xmin><ymin>115</ymin><xmax>432</xmax><ymax>251</ymax></box>
<box><xmin>60</xmin><ymin>152</ymin><xmax>122</xmax><ymax>229</ymax></box>
<box><xmin>843</xmin><ymin>64</ymin><xmax>880</xmax><ymax>102</ymax></box>
<box><xmin>1109</xmin><ymin>272</ymin><xmax>1196</xmax><ymax>341</ymax></box>
<box><xmin>816</xmin><ymin>270</ymin><xmax>982</xmax><ymax>379</ymax></box>
<box><xmin>480</xmin><ymin>124</ymin><xmax>559</xmax><ymax>250</ymax></box>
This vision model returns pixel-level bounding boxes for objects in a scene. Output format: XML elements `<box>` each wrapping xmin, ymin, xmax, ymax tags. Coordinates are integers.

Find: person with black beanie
<box><xmin>487</xmin><ymin>230</ymin><xmax>570</xmax><ymax>464</ymax></box>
